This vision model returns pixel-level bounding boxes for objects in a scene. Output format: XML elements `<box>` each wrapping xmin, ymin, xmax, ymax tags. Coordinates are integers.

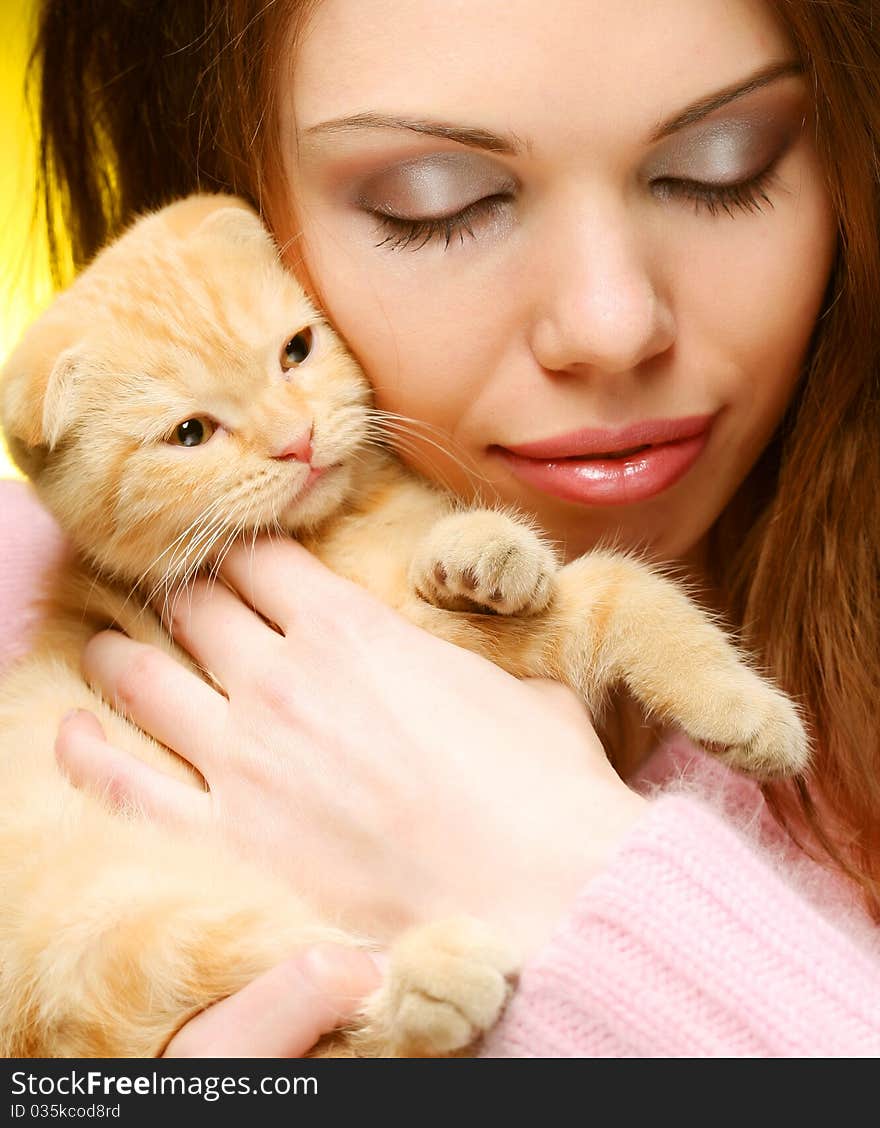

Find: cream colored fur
<box><xmin>0</xmin><ymin>194</ymin><xmax>809</xmax><ymax>1057</ymax></box>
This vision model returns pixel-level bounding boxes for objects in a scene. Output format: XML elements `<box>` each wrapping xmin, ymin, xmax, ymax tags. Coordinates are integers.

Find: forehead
<box><xmin>70</xmin><ymin>228</ymin><xmax>315</xmax><ymax>356</ymax></box>
<box><xmin>290</xmin><ymin>0</ymin><xmax>792</xmax><ymax>148</ymax></box>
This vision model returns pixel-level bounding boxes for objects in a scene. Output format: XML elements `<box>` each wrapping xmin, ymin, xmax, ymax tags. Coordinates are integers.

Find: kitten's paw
<box><xmin>706</xmin><ymin>681</ymin><xmax>811</xmax><ymax>779</ymax></box>
<box><xmin>665</xmin><ymin>656</ymin><xmax>810</xmax><ymax>779</ymax></box>
<box><xmin>361</xmin><ymin>917</ymin><xmax>519</xmax><ymax>1057</ymax></box>
<box><xmin>410</xmin><ymin>509</ymin><xmax>559</xmax><ymax>616</ymax></box>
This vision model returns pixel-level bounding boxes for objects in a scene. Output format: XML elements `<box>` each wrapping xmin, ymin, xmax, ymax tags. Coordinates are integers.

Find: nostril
<box><xmin>273</xmin><ymin>429</ymin><xmax>313</xmax><ymax>464</ymax></box>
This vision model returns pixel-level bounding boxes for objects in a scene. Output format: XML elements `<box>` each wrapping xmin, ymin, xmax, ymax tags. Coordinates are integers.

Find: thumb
<box><xmin>163</xmin><ymin>945</ymin><xmax>384</xmax><ymax>1058</ymax></box>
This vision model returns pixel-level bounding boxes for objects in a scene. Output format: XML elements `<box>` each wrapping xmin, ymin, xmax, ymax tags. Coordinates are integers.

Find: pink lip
<box><xmin>494</xmin><ymin>413</ymin><xmax>716</xmax><ymax>507</ymax></box>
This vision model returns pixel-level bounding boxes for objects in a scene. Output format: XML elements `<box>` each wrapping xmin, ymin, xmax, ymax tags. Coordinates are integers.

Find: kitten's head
<box><xmin>1</xmin><ymin>194</ymin><xmax>375</xmax><ymax>592</ymax></box>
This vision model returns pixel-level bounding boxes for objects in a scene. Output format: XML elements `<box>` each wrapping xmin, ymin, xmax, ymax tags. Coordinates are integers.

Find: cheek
<box><xmin>679</xmin><ymin>170</ymin><xmax>836</xmax><ymax>429</ymax></box>
<box><xmin>299</xmin><ymin>229</ymin><xmax>508</xmax><ymax>432</ymax></box>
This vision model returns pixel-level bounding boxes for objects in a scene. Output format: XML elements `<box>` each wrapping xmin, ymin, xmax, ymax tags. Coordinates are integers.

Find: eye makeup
<box><xmin>303</xmin><ymin>73</ymin><xmax>810</xmax><ymax>250</ymax></box>
<box><xmin>356</xmin><ymin>151</ymin><xmax>516</xmax><ymax>218</ymax></box>
<box><xmin>645</xmin><ymin>99</ymin><xmax>803</xmax><ymax>184</ymax></box>
<box><xmin>347</xmin><ymin>151</ymin><xmax>516</xmax><ymax>249</ymax></box>
<box><xmin>647</xmin><ymin>116</ymin><xmax>799</xmax><ymax>185</ymax></box>
<box><xmin>643</xmin><ymin>80</ymin><xmax>808</xmax><ymax>210</ymax></box>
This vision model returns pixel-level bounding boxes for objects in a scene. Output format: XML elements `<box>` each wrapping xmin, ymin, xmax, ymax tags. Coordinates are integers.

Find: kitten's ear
<box><xmin>1</xmin><ymin>320</ymin><xmax>83</xmax><ymax>478</ymax></box>
<box><xmin>158</xmin><ymin>193</ymin><xmax>259</xmax><ymax>240</ymax></box>
<box><xmin>160</xmin><ymin>192</ymin><xmax>279</xmax><ymax>259</ymax></box>
<box><xmin>188</xmin><ymin>202</ymin><xmax>277</xmax><ymax>253</ymax></box>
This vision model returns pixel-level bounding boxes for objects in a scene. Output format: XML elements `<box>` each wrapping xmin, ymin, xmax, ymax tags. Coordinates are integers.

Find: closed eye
<box><xmin>371</xmin><ymin>194</ymin><xmax>513</xmax><ymax>250</ymax></box>
<box><xmin>652</xmin><ymin>162</ymin><xmax>780</xmax><ymax>218</ymax></box>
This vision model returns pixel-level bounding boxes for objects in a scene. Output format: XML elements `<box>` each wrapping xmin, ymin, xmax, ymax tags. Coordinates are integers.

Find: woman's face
<box><xmin>278</xmin><ymin>0</ymin><xmax>836</xmax><ymax>565</ymax></box>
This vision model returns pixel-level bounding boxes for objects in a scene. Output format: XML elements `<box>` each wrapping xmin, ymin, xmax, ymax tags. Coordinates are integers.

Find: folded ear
<box><xmin>1</xmin><ymin>315</ymin><xmax>83</xmax><ymax>479</ymax></box>
<box><xmin>156</xmin><ymin>192</ymin><xmax>273</xmax><ymax>251</ymax></box>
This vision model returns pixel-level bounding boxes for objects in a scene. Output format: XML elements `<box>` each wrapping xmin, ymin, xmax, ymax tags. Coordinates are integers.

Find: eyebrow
<box><xmin>648</xmin><ymin>59</ymin><xmax>803</xmax><ymax>142</ymax></box>
<box><xmin>303</xmin><ymin>113</ymin><xmax>523</xmax><ymax>154</ymax></box>
<box><xmin>302</xmin><ymin>59</ymin><xmax>804</xmax><ymax>154</ymax></box>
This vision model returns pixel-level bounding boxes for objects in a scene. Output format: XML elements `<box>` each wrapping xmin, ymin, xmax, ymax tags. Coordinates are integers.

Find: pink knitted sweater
<box><xmin>2</xmin><ymin>478</ymin><xmax>879</xmax><ymax>1057</ymax></box>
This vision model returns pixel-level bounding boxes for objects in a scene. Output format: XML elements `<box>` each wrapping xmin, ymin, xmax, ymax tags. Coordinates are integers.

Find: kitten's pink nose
<box><xmin>272</xmin><ymin>429</ymin><xmax>313</xmax><ymax>464</ymax></box>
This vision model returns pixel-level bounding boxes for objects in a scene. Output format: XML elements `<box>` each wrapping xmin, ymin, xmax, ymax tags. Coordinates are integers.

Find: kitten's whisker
<box><xmin>367</xmin><ymin>407</ymin><xmax>462</xmax><ymax>443</ymax></box>
<box><xmin>157</xmin><ymin>516</ymin><xmax>229</xmax><ymax>608</ymax></box>
<box><xmin>170</xmin><ymin>527</ymin><xmax>226</xmax><ymax>619</ymax></box>
<box><xmin>187</xmin><ymin>513</ymin><xmax>236</xmax><ymax>576</ymax></box>
<box><xmin>361</xmin><ymin>429</ymin><xmax>496</xmax><ymax>504</ymax></box>
<box><xmin>116</xmin><ymin>505</ymin><xmax>226</xmax><ymax>625</ymax></box>
<box><xmin>209</xmin><ymin>511</ymin><xmax>254</xmax><ymax>588</ymax></box>
<box><xmin>364</xmin><ymin>412</ymin><xmax>494</xmax><ymax>492</ymax></box>
<box><xmin>237</xmin><ymin>523</ymin><xmax>263</xmax><ymax>618</ymax></box>
<box><xmin>361</xmin><ymin>425</ymin><xmax>471</xmax><ymax>479</ymax></box>
<box><xmin>154</xmin><ymin>508</ymin><xmax>233</xmax><ymax>620</ymax></box>
<box><xmin>166</xmin><ymin>507</ymin><xmax>229</xmax><ymax>571</ymax></box>
<box><xmin>366</xmin><ymin>408</ymin><xmax>483</xmax><ymax>466</ymax></box>
<box><xmin>363</xmin><ymin>433</ymin><xmax>463</xmax><ymax>498</ymax></box>
<box><xmin>265</xmin><ymin>513</ymin><xmax>286</xmax><ymax>547</ymax></box>
<box><xmin>144</xmin><ymin>496</ymin><xmax>229</xmax><ymax>571</ymax></box>
<box><xmin>137</xmin><ymin>499</ymin><xmax>230</xmax><ymax>597</ymax></box>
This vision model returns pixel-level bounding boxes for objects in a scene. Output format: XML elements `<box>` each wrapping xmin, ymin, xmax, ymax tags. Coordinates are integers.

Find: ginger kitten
<box><xmin>0</xmin><ymin>194</ymin><xmax>808</xmax><ymax>1057</ymax></box>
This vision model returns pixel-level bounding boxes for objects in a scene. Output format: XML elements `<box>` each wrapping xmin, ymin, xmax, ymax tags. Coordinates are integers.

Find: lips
<box><xmin>494</xmin><ymin>413</ymin><xmax>717</xmax><ymax>507</ymax></box>
<box><xmin>582</xmin><ymin>443</ymin><xmax>651</xmax><ymax>459</ymax></box>
<box><xmin>501</xmin><ymin>414</ymin><xmax>715</xmax><ymax>460</ymax></box>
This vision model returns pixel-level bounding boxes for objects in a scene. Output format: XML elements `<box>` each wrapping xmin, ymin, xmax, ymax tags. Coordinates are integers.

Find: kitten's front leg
<box><xmin>409</xmin><ymin>509</ymin><xmax>560</xmax><ymax>616</ymax></box>
<box><xmin>552</xmin><ymin>551</ymin><xmax>810</xmax><ymax>778</ymax></box>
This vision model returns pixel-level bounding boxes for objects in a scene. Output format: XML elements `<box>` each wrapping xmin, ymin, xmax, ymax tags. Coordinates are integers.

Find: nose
<box><xmin>272</xmin><ymin>426</ymin><xmax>313</xmax><ymax>464</ymax></box>
<box><xmin>528</xmin><ymin>193</ymin><xmax>675</xmax><ymax>376</ymax></box>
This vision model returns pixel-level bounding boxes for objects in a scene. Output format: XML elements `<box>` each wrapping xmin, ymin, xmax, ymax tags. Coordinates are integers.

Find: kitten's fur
<box><xmin>0</xmin><ymin>194</ymin><xmax>808</xmax><ymax>1058</ymax></box>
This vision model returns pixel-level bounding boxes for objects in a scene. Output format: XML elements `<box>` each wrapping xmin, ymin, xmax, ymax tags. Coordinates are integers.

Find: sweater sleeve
<box><xmin>480</xmin><ymin>794</ymin><xmax>880</xmax><ymax>1057</ymax></box>
<box><xmin>0</xmin><ymin>477</ymin><xmax>66</xmax><ymax>674</ymax></box>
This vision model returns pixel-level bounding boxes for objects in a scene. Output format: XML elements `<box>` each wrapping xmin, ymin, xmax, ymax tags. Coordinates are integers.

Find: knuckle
<box><xmin>166</xmin><ymin>581</ymin><xmax>207</xmax><ymax>634</ymax></box>
<box><xmin>249</xmin><ymin>665</ymin><xmax>299</xmax><ymax>722</ymax></box>
<box><xmin>113</xmin><ymin>646</ymin><xmax>165</xmax><ymax>714</ymax></box>
<box><xmin>101</xmin><ymin>764</ymin><xmax>135</xmax><ymax>809</ymax></box>
<box><xmin>315</xmin><ymin>580</ymin><xmax>390</xmax><ymax>639</ymax></box>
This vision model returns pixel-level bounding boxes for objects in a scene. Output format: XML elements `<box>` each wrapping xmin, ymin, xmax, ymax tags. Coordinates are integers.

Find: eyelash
<box><xmin>373</xmin><ymin>195</ymin><xmax>510</xmax><ymax>251</ymax></box>
<box><xmin>372</xmin><ymin>165</ymin><xmax>779</xmax><ymax>252</ymax></box>
<box><xmin>656</xmin><ymin>164</ymin><xmax>778</xmax><ymax>218</ymax></box>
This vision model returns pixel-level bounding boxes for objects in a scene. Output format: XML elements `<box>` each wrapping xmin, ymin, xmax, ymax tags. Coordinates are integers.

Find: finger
<box><xmin>161</xmin><ymin>575</ymin><xmax>285</xmax><ymax>691</ymax></box>
<box><xmin>82</xmin><ymin>630</ymin><xmax>228</xmax><ymax>777</ymax></box>
<box><xmin>55</xmin><ymin>708</ymin><xmax>210</xmax><ymax>828</ymax></box>
<box><xmin>218</xmin><ymin>536</ymin><xmax>369</xmax><ymax>636</ymax></box>
<box><xmin>163</xmin><ymin>945</ymin><xmax>383</xmax><ymax>1058</ymax></box>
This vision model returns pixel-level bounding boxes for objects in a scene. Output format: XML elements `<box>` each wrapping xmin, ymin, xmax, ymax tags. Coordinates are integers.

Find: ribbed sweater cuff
<box><xmin>481</xmin><ymin>795</ymin><xmax>880</xmax><ymax>1057</ymax></box>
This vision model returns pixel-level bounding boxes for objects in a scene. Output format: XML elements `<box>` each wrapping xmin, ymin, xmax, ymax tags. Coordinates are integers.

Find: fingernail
<box><xmin>368</xmin><ymin>950</ymin><xmax>389</xmax><ymax>975</ymax></box>
<box><xmin>302</xmin><ymin>944</ymin><xmax>384</xmax><ymax>991</ymax></box>
<box><xmin>60</xmin><ymin>708</ymin><xmax>81</xmax><ymax>725</ymax></box>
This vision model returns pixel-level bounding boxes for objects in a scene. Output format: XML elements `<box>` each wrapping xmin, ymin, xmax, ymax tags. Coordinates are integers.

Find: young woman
<box><xmin>3</xmin><ymin>0</ymin><xmax>880</xmax><ymax>1055</ymax></box>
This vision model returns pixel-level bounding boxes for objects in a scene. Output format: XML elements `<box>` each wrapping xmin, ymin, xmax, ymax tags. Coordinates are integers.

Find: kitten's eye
<box><xmin>281</xmin><ymin>327</ymin><xmax>314</xmax><ymax>369</ymax></box>
<box><xmin>169</xmin><ymin>418</ymin><xmax>216</xmax><ymax>447</ymax></box>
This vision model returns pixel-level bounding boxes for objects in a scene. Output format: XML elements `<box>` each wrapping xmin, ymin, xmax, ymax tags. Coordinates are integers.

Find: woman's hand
<box><xmin>56</xmin><ymin>538</ymin><xmax>647</xmax><ymax>959</ymax></box>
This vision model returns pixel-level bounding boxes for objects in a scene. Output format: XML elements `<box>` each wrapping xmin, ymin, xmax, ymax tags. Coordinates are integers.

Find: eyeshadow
<box><xmin>644</xmin><ymin>84</ymin><xmax>807</xmax><ymax>185</ymax></box>
<box><xmin>356</xmin><ymin>151</ymin><xmax>517</xmax><ymax>218</ymax></box>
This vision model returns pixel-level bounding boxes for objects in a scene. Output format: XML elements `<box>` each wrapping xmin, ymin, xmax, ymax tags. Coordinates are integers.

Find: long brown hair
<box><xmin>28</xmin><ymin>0</ymin><xmax>880</xmax><ymax>915</ymax></box>
<box><xmin>719</xmin><ymin>2</ymin><xmax>880</xmax><ymax>915</ymax></box>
